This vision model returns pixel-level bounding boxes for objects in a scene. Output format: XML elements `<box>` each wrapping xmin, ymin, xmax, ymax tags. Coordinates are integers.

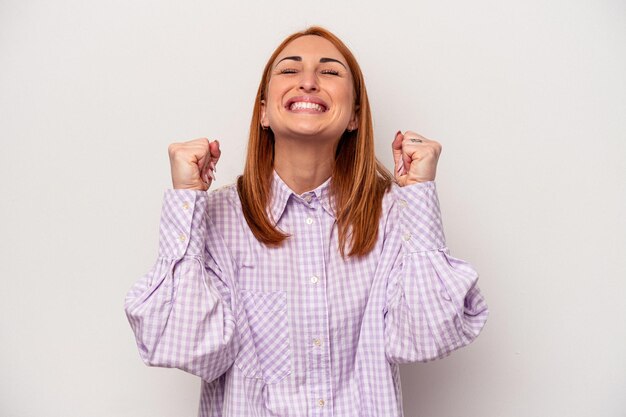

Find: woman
<box><xmin>125</xmin><ymin>26</ymin><xmax>488</xmax><ymax>417</ymax></box>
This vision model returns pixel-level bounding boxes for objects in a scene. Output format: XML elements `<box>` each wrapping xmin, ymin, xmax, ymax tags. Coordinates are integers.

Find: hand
<box><xmin>391</xmin><ymin>130</ymin><xmax>441</xmax><ymax>186</ymax></box>
<box><xmin>168</xmin><ymin>138</ymin><xmax>221</xmax><ymax>191</ymax></box>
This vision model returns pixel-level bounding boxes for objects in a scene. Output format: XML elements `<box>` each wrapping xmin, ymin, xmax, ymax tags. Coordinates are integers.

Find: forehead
<box><xmin>274</xmin><ymin>35</ymin><xmax>347</xmax><ymax>65</ymax></box>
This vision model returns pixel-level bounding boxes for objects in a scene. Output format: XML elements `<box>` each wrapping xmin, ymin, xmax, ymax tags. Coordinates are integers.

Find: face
<box><xmin>260</xmin><ymin>35</ymin><xmax>358</xmax><ymax>142</ymax></box>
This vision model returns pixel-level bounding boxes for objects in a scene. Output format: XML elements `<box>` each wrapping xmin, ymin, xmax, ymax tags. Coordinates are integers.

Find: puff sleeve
<box><xmin>383</xmin><ymin>181</ymin><xmax>488</xmax><ymax>363</ymax></box>
<box><xmin>124</xmin><ymin>189</ymin><xmax>239</xmax><ymax>382</ymax></box>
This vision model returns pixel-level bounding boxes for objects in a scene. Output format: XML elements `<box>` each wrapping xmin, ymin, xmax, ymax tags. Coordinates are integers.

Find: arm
<box><xmin>384</xmin><ymin>181</ymin><xmax>489</xmax><ymax>363</ymax></box>
<box><xmin>124</xmin><ymin>188</ymin><xmax>239</xmax><ymax>382</ymax></box>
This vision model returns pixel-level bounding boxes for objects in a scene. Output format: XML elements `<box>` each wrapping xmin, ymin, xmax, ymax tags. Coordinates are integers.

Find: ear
<box><xmin>260</xmin><ymin>99</ymin><xmax>269</xmax><ymax>129</ymax></box>
<box><xmin>347</xmin><ymin>104</ymin><xmax>360</xmax><ymax>131</ymax></box>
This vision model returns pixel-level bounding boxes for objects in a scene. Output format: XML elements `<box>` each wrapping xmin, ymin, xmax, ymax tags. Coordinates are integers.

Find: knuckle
<box><xmin>167</xmin><ymin>143</ymin><xmax>180</xmax><ymax>155</ymax></box>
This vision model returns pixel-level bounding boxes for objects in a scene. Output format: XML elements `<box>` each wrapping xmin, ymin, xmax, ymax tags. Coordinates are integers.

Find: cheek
<box><xmin>335</xmin><ymin>82</ymin><xmax>355</xmax><ymax>104</ymax></box>
<box><xmin>266</xmin><ymin>83</ymin><xmax>288</xmax><ymax>110</ymax></box>
<box><xmin>333</xmin><ymin>86</ymin><xmax>356</xmax><ymax>116</ymax></box>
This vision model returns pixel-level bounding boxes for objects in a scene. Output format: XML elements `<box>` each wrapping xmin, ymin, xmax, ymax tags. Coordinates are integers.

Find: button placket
<box><xmin>298</xmin><ymin>198</ymin><xmax>330</xmax><ymax>415</ymax></box>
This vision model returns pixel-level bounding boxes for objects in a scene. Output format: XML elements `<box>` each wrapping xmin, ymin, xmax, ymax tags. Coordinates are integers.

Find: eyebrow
<box><xmin>276</xmin><ymin>56</ymin><xmax>347</xmax><ymax>69</ymax></box>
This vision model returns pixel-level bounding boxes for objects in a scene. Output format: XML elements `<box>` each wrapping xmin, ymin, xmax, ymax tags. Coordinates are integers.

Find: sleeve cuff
<box><xmin>157</xmin><ymin>188</ymin><xmax>209</xmax><ymax>259</ymax></box>
<box><xmin>393</xmin><ymin>181</ymin><xmax>446</xmax><ymax>252</ymax></box>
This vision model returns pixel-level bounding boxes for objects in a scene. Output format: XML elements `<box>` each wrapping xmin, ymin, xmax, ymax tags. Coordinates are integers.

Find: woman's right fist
<box><xmin>168</xmin><ymin>138</ymin><xmax>221</xmax><ymax>191</ymax></box>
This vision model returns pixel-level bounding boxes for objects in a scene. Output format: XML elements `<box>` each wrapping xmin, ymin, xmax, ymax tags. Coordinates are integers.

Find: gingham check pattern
<box><xmin>125</xmin><ymin>171</ymin><xmax>489</xmax><ymax>417</ymax></box>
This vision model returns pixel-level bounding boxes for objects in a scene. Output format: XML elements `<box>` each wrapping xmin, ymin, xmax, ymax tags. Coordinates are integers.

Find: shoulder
<box><xmin>380</xmin><ymin>181</ymin><xmax>439</xmax><ymax>232</ymax></box>
<box><xmin>384</xmin><ymin>181</ymin><xmax>438</xmax><ymax>208</ymax></box>
<box><xmin>205</xmin><ymin>182</ymin><xmax>247</xmax><ymax>234</ymax></box>
<box><xmin>205</xmin><ymin>182</ymin><xmax>254</xmax><ymax>266</ymax></box>
<box><xmin>207</xmin><ymin>183</ymin><xmax>241</xmax><ymax>216</ymax></box>
<box><xmin>381</xmin><ymin>182</ymin><xmax>403</xmax><ymax>220</ymax></box>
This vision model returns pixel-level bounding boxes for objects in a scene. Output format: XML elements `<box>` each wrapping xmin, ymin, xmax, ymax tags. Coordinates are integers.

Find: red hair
<box><xmin>237</xmin><ymin>26</ymin><xmax>394</xmax><ymax>257</ymax></box>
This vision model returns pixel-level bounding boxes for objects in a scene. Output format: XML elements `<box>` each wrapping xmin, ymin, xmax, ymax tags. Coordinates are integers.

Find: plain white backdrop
<box><xmin>1</xmin><ymin>0</ymin><xmax>624</xmax><ymax>416</ymax></box>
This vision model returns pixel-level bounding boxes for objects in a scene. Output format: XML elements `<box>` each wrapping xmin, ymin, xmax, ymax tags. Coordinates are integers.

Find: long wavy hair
<box><xmin>237</xmin><ymin>26</ymin><xmax>394</xmax><ymax>258</ymax></box>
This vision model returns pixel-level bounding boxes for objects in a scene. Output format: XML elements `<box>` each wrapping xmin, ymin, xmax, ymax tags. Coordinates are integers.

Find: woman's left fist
<box><xmin>391</xmin><ymin>130</ymin><xmax>441</xmax><ymax>186</ymax></box>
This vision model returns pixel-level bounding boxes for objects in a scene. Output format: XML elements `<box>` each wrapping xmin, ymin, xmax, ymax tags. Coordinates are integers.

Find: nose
<box><xmin>298</xmin><ymin>69</ymin><xmax>319</xmax><ymax>93</ymax></box>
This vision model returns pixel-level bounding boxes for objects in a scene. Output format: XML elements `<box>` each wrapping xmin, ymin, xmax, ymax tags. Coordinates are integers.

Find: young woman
<box><xmin>125</xmin><ymin>26</ymin><xmax>488</xmax><ymax>417</ymax></box>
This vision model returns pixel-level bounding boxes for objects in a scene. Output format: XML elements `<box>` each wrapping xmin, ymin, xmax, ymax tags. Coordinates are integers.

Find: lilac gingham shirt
<box><xmin>125</xmin><ymin>170</ymin><xmax>488</xmax><ymax>417</ymax></box>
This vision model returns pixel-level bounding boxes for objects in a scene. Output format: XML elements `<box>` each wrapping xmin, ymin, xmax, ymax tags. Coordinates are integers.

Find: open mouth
<box><xmin>285</xmin><ymin>96</ymin><xmax>329</xmax><ymax>113</ymax></box>
<box><xmin>289</xmin><ymin>102</ymin><xmax>326</xmax><ymax>112</ymax></box>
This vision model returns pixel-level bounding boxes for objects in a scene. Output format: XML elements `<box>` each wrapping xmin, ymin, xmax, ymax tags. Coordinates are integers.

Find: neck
<box><xmin>273</xmin><ymin>135</ymin><xmax>336</xmax><ymax>194</ymax></box>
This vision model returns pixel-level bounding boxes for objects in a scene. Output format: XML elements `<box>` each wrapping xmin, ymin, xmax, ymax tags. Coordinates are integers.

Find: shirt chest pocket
<box><xmin>235</xmin><ymin>289</ymin><xmax>292</xmax><ymax>384</ymax></box>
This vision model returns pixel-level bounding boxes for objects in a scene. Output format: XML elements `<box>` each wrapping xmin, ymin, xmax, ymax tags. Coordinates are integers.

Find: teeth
<box><xmin>290</xmin><ymin>102</ymin><xmax>325</xmax><ymax>112</ymax></box>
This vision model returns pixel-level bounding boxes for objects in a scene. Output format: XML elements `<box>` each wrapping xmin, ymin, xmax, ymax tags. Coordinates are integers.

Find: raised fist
<box><xmin>392</xmin><ymin>130</ymin><xmax>441</xmax><ymax>186</ymax></box>
<box><xmin>167</xmin><ymin>138</ymin><xmax>221</xmax><ymax>191</ymax></box>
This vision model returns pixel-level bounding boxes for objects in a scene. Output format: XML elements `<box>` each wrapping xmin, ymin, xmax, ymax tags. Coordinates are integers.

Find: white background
<box><xmin>1</xmin><ymin>0</ymin><xmax>625</xmax><ymax>416</ymax></box>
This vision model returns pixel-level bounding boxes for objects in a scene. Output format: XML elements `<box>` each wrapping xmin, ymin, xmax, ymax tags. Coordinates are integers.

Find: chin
<box><xmin>288</xmin><ymin>124</ymin><xmax>345</xmax><ymax>139</ymax></box>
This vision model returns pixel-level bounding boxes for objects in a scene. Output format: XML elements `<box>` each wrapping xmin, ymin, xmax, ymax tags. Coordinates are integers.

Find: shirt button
<box><xmin>318</xmin><ymin>399</ymin><xmax>325</xmax><ymax>407</ymax></box>
<box><xmin>399</xmin><ymin>199</ymin><xmax>408</xmax><ymax>208</ymax></box>
<box><xmin>402</xmin><ymin>232</ymin><xmax>411</xmax><ymax>241</ymax></box>
<box><xmin>182</xmin><ymin>201</ymin><xmax>190</xmax><ymax>210</ymax></box>
<box><xmin>305</xmin><ymin>217</ymin><xmax>314</xmax><ymax>225</ymax></box>
<box><xmin>310</xmin><ymin>275</ymin><xmax>319</xmax><ymax>284</ymax></box>
<box><xmin>179</xmin><ymin>233</ymin><xmax>186</xmax><ymax>242</ymax></box>
<box><xmin>313</xmin><ymin>338</ymin><xmax>322</xmax><ymax>347</ymax></box>
<box><xmin>304</xmin><ymin>195</ymin><xmax>312</xmax><ymax>203</ymax></box>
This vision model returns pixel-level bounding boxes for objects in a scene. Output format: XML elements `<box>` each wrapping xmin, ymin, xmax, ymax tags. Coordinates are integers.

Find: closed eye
<box><xmin>277</xmin><ymin>68</ymin><xmax>341</xmax><ymax>76</ymax></box>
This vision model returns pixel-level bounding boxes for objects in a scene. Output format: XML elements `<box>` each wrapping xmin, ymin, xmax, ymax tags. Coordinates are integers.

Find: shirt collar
<box><xmin>269</xmin><ymin>170</ymin><xmax>335</xmax><ymax>223</ymax></box>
